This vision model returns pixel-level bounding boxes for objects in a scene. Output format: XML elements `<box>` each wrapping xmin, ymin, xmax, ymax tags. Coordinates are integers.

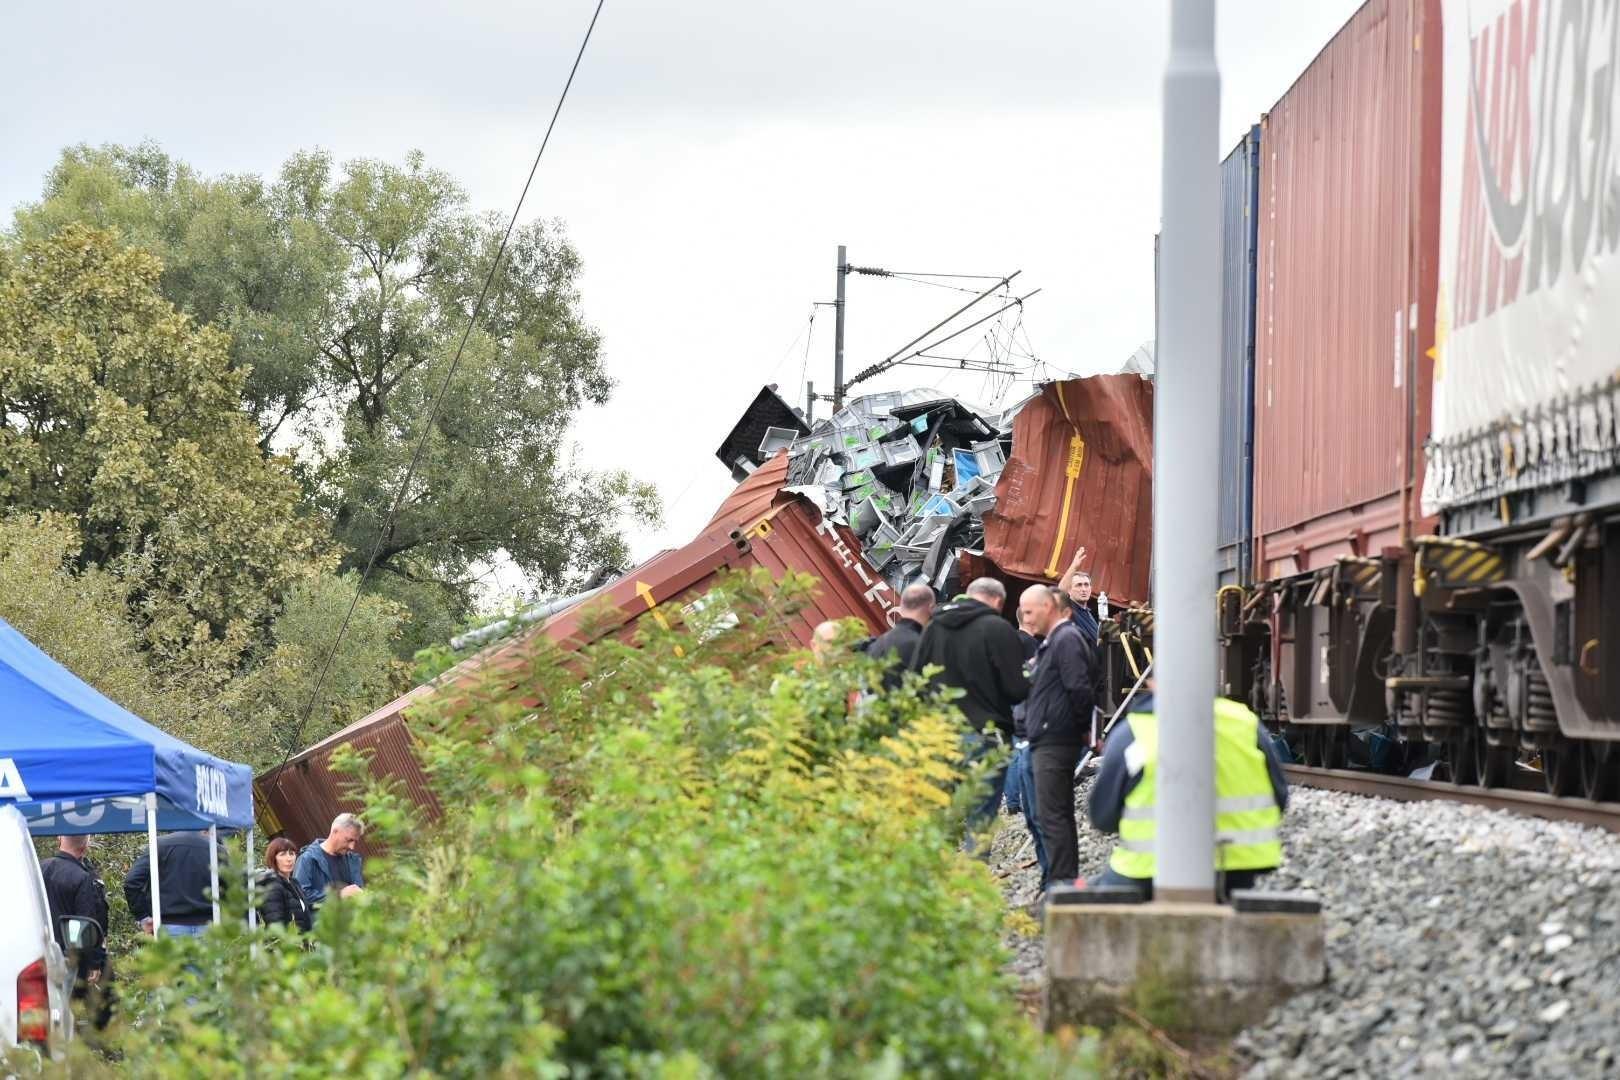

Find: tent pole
<box><xmin>208</xmin><ymin>824</ymin><xmax>220</xmax><ymax>926</ymax></box>
<box><xmin>145</xmin><ymin>792</ymin><xmax>162</xmax><ymax>936</ymax></box>
<box><xmin>246</xmin><ymin>826</ymin><xmax>258</xmax><ymax>931</ymax></box>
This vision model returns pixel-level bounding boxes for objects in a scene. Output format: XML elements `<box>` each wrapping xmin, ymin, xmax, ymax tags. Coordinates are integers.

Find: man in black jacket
<box><xmin>865</xmin><ymin>582</ymin><xmax>935</xmax><ymax>690</ymax></box>
<box><xmin>1019</xmin><ymin>584</ymin><xmax>1096</xmax><ymax>891</ymax></box>
<box><xmin>41</xmin><ymin>835</ymin><xmax>111</xmax><ymax>1026</ymax></box>
<box><xmin>910</xmin><ymin>577</ymin><xmax>1030</xmax><ymax>833</ymax></box>
<box><xmin>123</xmin><ymin>831</ymin><xmax>226</xmax><ymax>937</ymax></box>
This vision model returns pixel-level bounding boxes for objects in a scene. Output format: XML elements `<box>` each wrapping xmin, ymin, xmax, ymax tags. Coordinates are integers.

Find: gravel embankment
<box><xmin>992</xmin><ymin>781</ymin><xmax>1620</xmax><ymax>1079</ymax></box>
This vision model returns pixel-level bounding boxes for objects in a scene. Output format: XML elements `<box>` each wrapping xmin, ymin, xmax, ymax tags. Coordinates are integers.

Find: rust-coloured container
<box><xmin>982</xmin><ymin>376</ymin><xmax>1154</xmax><ymax>603</ymax></box>
<box><xmin>256</xmin><ymin>485</ymin><xmax>895</xmax><ymax>842</ymax></box>
<box><xmin>1252</xmin><ymin>0</ymin><xmax>1442</xmax><ymax>579</ymax></box>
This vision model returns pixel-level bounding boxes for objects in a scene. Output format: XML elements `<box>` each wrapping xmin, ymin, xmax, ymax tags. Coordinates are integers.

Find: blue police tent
<box><xmin>0</xmin><ymin>616</ymin><xmax>255</xmax><ymax>929</ymax></box>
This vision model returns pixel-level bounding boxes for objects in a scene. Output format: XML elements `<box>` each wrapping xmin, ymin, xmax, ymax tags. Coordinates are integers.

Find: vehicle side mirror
<box><xmin>59</xmin><ymin>915</ymin><xmax>104</xmax><ymax>954</ymax></box>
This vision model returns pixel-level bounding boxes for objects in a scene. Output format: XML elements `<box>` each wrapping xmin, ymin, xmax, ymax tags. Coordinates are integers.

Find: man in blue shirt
<box><xmin>293</xmin><ymin>813</ymin><xmax>365</xmax><ymax>917</ymax></box>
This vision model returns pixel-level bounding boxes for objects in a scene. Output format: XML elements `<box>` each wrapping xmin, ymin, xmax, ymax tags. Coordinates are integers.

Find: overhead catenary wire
<box><xmin>882</xmin><ymin>273</ymin><xmax>989</xmax><ymax>296</ymax></box>
<box><xmin>794</xmin><ymin>306</ymin><xmax>818</xmax><ymax>405</ymax></box>
<box><xmin>849</xmin><ymin>269</ymin><xmax>1007</xmax><ymax>280</ymax></box>
<box><xmin>842</xmin><ymin>271</ymin><xmax>1022</xmax><ymax>392</ymax></box>
<box><xmin>269</xmin><ymin>0</ymin><xmax>609</xmax><ymax>790</ymax></box>
<box><xmin>879</xmin><ymin>288</ymin><xmax>1042</xmax><ymax>381</ymax></box>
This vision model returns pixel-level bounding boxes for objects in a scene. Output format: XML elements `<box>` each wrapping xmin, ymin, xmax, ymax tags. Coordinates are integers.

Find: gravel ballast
<box><xmin>991</xmin><ymin>780</ymin><xmax>1620</xmax><ymax>1079</ymax></box>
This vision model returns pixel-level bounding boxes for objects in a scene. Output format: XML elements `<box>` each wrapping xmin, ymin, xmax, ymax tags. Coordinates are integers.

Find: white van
<box><xmin>0</xmin><ymin>805</ymin><xmax>71</xmax><ymax>1056</ymax></box>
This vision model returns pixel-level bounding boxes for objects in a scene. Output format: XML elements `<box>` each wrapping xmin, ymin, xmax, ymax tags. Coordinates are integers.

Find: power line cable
<box><xmin>863</xmin><ymin>270</ymin><xmax>1007</xmax><ymax>280</ymax></box>
<box><xmin>795</xmin><ymin>306</ymin><xmax>818</xmax><ymax>404</ymax></box>
<box><xmin>884</xmin><ymin>273</ymin><xmax>986</xmax><ymax>296</ymax></box>
<box><xmin>270</xmin><ymin>0</ymin><xmax>609</xmax><ymax>787</ymax></box>
<box><xmin>765</xmin><ymin>302</ymin><xmax>816</xmax><ymax>385</ymax></box>
<box><xmin>843</xmin><ymin>271</ymin><xmax>1022</xmax><ymax>391</ymax></box>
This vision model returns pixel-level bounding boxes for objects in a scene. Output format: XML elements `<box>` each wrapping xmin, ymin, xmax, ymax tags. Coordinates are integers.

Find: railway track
<box><xmin>1284</xmin><ymin>764</ymin><xmax>1620</xmax><ymax>835</ymax></box>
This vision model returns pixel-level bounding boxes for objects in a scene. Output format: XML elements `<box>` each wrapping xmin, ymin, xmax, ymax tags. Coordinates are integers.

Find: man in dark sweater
<box><xmin>123</xmin><ymin>831</ymin><xmax>227</xmax><ymax>937</ymax></box>
<box><xmin>910</xmin><ymin>577</ymin><xmax>1030</xmax><ymax>832</ymax></box>
<box><xmin>865</xmin><ymin>582</ymin><xmax>936</xmax><ymax>690</ymax></box>
<box><xmin>1019</xmin><ymin>584</ymin><xmax>1096</xmax><ymax>891</ymax></box>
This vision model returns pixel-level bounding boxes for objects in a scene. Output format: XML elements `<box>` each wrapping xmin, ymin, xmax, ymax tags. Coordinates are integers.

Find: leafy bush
<box><xmin>49</xmin><ymin>571</ymin><xmax>1093</xmax><ymax>1077</ymax></box>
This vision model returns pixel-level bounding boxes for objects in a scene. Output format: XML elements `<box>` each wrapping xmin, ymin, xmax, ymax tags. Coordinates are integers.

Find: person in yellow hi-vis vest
<box><xmin>1084</xmin><ymin>691</ymin><xmax>1287</xmax><ymax>901</ymax></box>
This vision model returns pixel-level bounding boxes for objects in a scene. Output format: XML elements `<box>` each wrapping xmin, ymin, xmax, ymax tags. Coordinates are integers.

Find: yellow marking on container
<box><xmin>1043</xmin><ymin>428</ymin><xmax>1088</xmax><ymax>577</ymax></box>
<box><xmin>635</xmin><ymin>580</ymin><xmax>683</xmax><ymax>656</ymax></box>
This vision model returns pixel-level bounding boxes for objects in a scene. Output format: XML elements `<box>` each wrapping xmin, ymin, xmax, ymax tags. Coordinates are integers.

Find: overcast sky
<box><xmin>2</xmin><ymin>1</ymin><xmax>1362</xmax><ymax>585</ymax></box>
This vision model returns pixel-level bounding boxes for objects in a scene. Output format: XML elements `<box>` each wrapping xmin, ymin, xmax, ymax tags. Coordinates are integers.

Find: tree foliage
<box><xmin>0</xmin><ymin>511</ymin><xmax>405</xmax><ymax>770</ymax></box>
<box><xmin>0</xmin><ymin>225</ymin><xmax>320</xmax><ymax>644</ymax></box>
<box><xmin>13</xmin><ymin>144</ymin><xmax>660</xmax><ymax>632</ymax></box>
<box><xmin>45</xmin><ymin>572</ymin><xmax>1094</xmax><ymax>1077</ymax></box>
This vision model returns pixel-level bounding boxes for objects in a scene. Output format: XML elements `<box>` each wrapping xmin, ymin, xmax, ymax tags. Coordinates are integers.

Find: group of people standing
<box><xmin>852</xmin><ymin>543</ymin><xmax>1290</xmax><ymax>903</ymax></box>
<box><xmin>858</xmin><ymin>545</ymin><xmax>1103</xmax><ymax>895</ymax></box>
<box><xmin>39</xmin><ymin>813</ymin><xmax>368</xmax><ymax>1026</ymax></box>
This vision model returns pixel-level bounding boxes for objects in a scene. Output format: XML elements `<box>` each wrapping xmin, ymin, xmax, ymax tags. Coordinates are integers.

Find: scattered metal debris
<box><xmin>780</xmin><ymin>387</ymin><xmax>1010</xmax><ymax>599</ymax></box>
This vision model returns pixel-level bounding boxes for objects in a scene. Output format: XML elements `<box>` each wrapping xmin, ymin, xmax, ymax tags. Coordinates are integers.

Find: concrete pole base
<box><xmin>1043</xmin><ymin>901</ymin><xmax>1325</xmax><ymax>1035</ymax></box>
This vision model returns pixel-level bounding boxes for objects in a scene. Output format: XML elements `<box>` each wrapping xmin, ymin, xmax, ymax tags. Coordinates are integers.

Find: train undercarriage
<box><xmin>1217</xmin><ymin>511</ymin><xmax>1620</xmax><ymax>803</ymax></box>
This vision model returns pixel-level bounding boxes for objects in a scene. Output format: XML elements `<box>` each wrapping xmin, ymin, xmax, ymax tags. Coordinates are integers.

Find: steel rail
<box><xmin>1284</xmin><ymin>765</ymin><xmax>1620</xmax><ymax>835</ymax></box>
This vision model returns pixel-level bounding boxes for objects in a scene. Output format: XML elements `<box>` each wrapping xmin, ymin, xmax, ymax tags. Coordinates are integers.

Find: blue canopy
<box><xmin>0</xmin><ymin>617</ymin><xmax>253</xmax><ymax>835</ymax></box>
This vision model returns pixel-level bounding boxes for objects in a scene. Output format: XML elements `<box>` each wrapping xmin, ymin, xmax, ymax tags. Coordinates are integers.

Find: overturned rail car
<box><xmin>257</xmin><ymin>468</ymin><xmax>896</xmax><ymax>842</ymax></box>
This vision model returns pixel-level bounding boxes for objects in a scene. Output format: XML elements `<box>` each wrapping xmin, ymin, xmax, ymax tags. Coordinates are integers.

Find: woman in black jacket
<box><xmin>257</xmin><ymin>837</ymin><xmax>313</xmax><ymax>932</ymax></box>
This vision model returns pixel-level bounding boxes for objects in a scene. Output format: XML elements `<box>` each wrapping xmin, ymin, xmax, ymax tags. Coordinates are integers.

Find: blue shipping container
<box><xmin>1217</xmin><ymin>126</ymin><xmax>1260</xmax><ymax>588</ymax></box>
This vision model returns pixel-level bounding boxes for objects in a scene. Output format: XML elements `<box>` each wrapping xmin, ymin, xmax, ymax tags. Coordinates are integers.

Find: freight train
<box><xmin>1210</xmin><ymin>0</ymin><xmax>1620</xmax><ymax>802</ymax></box>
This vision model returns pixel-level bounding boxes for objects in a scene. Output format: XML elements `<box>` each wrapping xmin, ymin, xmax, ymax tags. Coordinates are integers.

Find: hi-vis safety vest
<box><xmin>1108</xmin><ymin>698</ymin><xmax>1283</xmax><ymax>880</ymax></box>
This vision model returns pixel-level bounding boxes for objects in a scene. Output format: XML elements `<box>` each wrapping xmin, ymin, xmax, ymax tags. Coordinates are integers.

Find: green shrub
<box><xmin>50</xmin><ymin>570</ymin><xmax>1094</xmax><ymax>1077</ymax></box>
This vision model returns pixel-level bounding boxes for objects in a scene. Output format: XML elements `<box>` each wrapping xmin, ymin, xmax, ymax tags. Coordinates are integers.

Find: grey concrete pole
<box><xmin>1154</xmin><ymin>0</ymin><xmax>1220</xmax><ymax>903</ymax></box>
<box><xmin>833</xmin><ymin>245</ymin><xmax>847</xmax><ymax>410</ymax></box>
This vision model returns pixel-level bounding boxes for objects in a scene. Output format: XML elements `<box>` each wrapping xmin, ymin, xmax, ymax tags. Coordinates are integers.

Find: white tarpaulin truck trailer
<box><xmin>1426</xmin><ymin>0</ymin><xmax>1620</xmax><ymax>515</ymax></box>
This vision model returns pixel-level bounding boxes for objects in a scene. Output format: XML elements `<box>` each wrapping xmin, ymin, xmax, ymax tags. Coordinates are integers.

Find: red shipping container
<box><xmin>1252</xmin><ymin>0</ymin><xmax>1442</xmax><ymax>578</ymax></box>
<box><xmin>982</xmin><ymin>376</ymin><xmax>1154</xmax><ymax>604</ymax></box>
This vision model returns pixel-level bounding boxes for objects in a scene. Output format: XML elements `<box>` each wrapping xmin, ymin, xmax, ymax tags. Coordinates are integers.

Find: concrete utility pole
<box><xmin>1154</xmin><ymin>0</ymin><xmax>1220</xmax><ymax>903</ymax></box>
<box><xmin>833</xmin><ymin>245</ymin><xmax>848</xmax><ymax>410</ymax></box>
<box><xmin>805</xmin><ymin>380</ymin><xmax>815</xmax><ymax>425</ymax></box>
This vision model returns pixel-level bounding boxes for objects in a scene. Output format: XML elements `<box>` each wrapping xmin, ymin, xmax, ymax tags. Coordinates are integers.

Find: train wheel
<box><xmin>1447</xmin><ymin>730</ymin><xmax>1479</xmax><ymax>786</ymax></box>
<box><xmin>1579</xmin><ymin>742</ymin><xmax>1620</xmax><ymax>803</ymax></box>
<box><xmin>1542</xmin><ymin>744</ymin><xmax>1580</xmax><ymax>797</ymax></box>
<box><xmin>1475</xmin><ymin>738</ymin><xmax>1514</xmax><ymax>789</ymax></box>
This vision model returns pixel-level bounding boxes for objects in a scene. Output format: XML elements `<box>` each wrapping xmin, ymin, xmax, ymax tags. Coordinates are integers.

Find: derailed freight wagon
<box><xmin>256</xmin><ymin>460</ymin><xmax>896</xmax><ymax>843</ymax></box>
<box><xmin>1216</xmin><ymin>0</ymin><xmax>1444</xmax><ymax>760</ymax></box>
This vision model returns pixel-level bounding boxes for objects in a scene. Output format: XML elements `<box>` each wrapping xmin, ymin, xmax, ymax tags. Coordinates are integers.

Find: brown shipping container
<box><xmin>256</xmin><ymin>466</ymin><xmax>896</xmax><ymax>842</ymax></box>
<box><xmin>1252</xmin><ymin>0</ymin><xmax>1441</xmax><ymax>579</ymax></box>
<box><xmin>983</xmin><ymin>376</ymin><xmax>1154</xmax><ymax>603</ymax></box>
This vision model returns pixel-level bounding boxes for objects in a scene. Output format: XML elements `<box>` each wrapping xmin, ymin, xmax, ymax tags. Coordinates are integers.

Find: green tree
<box><xmin>14</xmin><ymin>145</ymin><xmax>660</xmax><ymax>642</ymax></box>
<box><xmin>0</xmin><ymin>512</ymin><xmax>163</xmax><ymax>722</ymax></box>
<box><xmin>247</xmin><ymin>570</ymin><xmax>410</xmax><ymax>757</ymax></box>
<box><xmin>12</xmin><ymin>143</ymin><xmax>346</xmax><ymax>447</ymax></box>
<box><xmin>0</xmin><ymin>225</ymin><xmax>321</xmax><ymax>646</ymax></box>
